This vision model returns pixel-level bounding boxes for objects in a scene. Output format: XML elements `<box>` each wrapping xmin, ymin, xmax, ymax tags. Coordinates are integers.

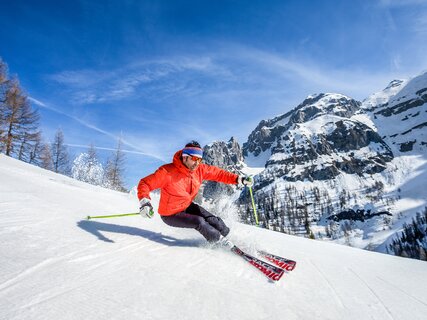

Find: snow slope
<box><xmin>1</xmin><ymin>154</ymin><xmax>426</xmax><ymax>320</ymax></box>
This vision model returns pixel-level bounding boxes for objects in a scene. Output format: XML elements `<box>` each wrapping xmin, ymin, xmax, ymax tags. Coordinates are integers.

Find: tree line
<box><xmin>0</xmin><ymin>57</ymin><xmax>127</xmax><ymax>192</ymax></box>
<box><xmin>237</xmin><ymin>172</ymin><xmax>396</xmax><ymax>243</ymax></box>
<box><xmin>388</xmin><ymin>208</ymin><xmax>427</xmax><ymax>261</ymax></box>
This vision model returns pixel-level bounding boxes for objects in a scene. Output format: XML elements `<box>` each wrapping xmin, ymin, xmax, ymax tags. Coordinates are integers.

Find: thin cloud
<box><xmin>414</xmin><ymin>11</ymin><xmax>427</xmax><ymax>35</ymax></box>
<box><xmin>45</xmin><ymin>42</ymin><xmax>426</xmax><ymax>111</ymax></box>
<box><xmin>49</xmin><ymin>70</ymin><xmax>114</xmax><ymax>88</ymax></box>
<box><xmin>378</xmin><ymin>0</ymin><xmax>427</xmax><ymax>7</ymax></box>
<box><xmin>47</xmin><ymin>56</ymin><xmax>230</xmax><ymax>104</ymax></box>
<box><xmin>215</xmin><ymin>44</ymin><xmax>398</xmax><ymax>99</ymax></box>
<box><xmin>377</xmin><ymin>0</ymin><xmax>427</xmax><ymax>35</ymax></box>
<box><xmin>29</xmin><ymin>97</ymin><xmax>166</xmax><ymax>162</ymax></box>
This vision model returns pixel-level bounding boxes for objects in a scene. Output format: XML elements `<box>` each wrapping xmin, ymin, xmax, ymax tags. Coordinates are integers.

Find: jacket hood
<box><xmin>172</xmin><ymin>150</ymin><xmax>190</xmax><ymax>174</ymax></box>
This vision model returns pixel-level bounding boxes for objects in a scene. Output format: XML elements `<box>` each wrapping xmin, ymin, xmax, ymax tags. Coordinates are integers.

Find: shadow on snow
<box><xmin>77</xmin><ymin>220</ymin><xmax>204</xmax><ymax>247</ymax></box>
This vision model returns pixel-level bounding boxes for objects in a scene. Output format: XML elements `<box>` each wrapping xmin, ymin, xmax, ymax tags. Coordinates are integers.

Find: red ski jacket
<box><xmin>137</xmin><ymin>150</ymin><xmax>239</xmax><ymax>216</ymax></box>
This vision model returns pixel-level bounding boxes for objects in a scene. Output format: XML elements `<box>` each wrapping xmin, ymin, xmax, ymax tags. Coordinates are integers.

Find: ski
<box><xmin>230</xmin><ymin>245</ymin><xmax>285</xmax><ymax>282</ymax></box>
<box><xmin>257</xmin><ymin>250</ymin><xmax>296</xmax><ymax>271</ymax></box>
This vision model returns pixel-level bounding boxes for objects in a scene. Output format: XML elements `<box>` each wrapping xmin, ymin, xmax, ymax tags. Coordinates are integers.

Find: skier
<box><xmin>137</xmin><ymin>141</ymin><xmax>253</xmax><ymax>243</ymax></box>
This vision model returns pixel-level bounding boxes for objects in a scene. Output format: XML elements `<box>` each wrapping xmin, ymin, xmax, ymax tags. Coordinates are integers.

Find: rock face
<box><xmin>203</xmin><ymin>137</ymin><xmax>243</xmax><ymax>169</ymax></box>
<box><xmin>243</xmin><ymin>93</ymin><xmax>362</xmax><ymax>158</ymax></box>
<box><xmin>243</xmin><ymin>93</ymin><xmax>393</xmax><ymax>184</ymax></box>
<box><xmin>202</xmin><ymin>137</ymin><xmax>244</xmax><ymax>199</ymax></box>
<box><xmin>233</xmin><ymin>72</ymin><xmax>427</xmax><ymax>188</ymax></box>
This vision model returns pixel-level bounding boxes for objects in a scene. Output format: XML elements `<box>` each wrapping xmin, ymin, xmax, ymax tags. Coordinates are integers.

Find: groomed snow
<box><xmin>1</xmin><ymin>154</ymin><xmax>426</xmax><ymax>320</ymax></box>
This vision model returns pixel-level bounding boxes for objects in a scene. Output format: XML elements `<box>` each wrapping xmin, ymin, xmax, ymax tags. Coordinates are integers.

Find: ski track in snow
<box><xmin>376</xmin><ymin>276</ymin><xmax>427</xmax><ymax>308</ymax></box>
<box><xmin>0</xmin><ymin>246</ymin><xmax>96</xmax><ymax>293</ymax></box>
<box><xmin>0</xmin><ymin>258</ymin><xmax>58</xmax><ymax>292</ymax></box>
<box><xmin>308</xmin><ymin>259</ymin><xmax>346</xmax><ymax>310</ymax></box>
<box><xmin>348</xmin><ymin>268</ymin><xmax>395</xmax><ymax>320</ymax></box>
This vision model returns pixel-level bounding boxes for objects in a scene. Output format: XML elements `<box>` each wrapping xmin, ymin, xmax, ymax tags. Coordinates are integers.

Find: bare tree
<box><xmin>51</xmin><ymin>128</ymin><xmax>71</xmax><ymax>175</ymax></box>
<box><xmin>0</xmin><ymin>78</ymin><xmax>40</xmax><ymax>159</ymax></box>
<box><xmin>87</xmin><ymin>143</ymin><xmax>98</xmax><ymax>166</ymax></box>
<box><xmin>104</xmin><ymin>138</ymin><xmax>127</xmax><ymax>192</ymax></box>
<box><xmin>17</xmin><ymin>130</ymin><xmax>42</xmax><ymax>162</ymax></box>
<box><xmin>0</xmin><ymin>58</ymin><xmax>9</xmax><ymax>153</ymax></box>
<box><xmin>28</xmin><ymin>134</ymin><xmax>45</xmax><ymax>165</ymax></box>
<box><xmin>0</xmin><ymin>58</ymin><xmax>7</xmax><ymax>85</ymax></box>
<box><xmin>39</xmin><ymin>143</ymin><xmax>53</xmax><ymax>170</ymax></box>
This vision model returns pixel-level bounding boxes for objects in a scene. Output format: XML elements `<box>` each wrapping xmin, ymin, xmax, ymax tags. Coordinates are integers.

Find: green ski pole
<box><xmin>86</xmin><ymin>212</ymin><xmax>139</xmax><ymax>220</ymax></box>
<box><xmin>248</xmin><ymin>185</ymin><xmax>259</xmax><ymax>226</ymax></box>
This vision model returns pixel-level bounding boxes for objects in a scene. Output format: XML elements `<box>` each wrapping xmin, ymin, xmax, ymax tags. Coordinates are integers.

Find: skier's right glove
<box><xmin>139</xmin><ymin>198</ymin><xmax>154</xmax><ymax>218</ymax></box>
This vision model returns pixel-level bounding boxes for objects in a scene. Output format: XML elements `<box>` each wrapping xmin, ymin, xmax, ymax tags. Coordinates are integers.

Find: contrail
<box><xmin>65</xmin><ymin>143</ymin><xmax>160</xmax><ymax>157</ymax></box>
<box><xmin>29</xmin><ymin>97</ymin><xmax>166</xmax><ymax>162</ymax></box>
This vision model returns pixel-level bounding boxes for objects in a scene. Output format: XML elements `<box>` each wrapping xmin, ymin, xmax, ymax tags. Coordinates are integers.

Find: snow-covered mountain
<box><xmin>1</xmin><ymin>154</ymin><xmax>427</xmax><ymax>320</ymax></box>
<box><xmin>362</xmin><ymin>72</ymin><xmax>427</xmax><ymax>155</ymax></box>
<box><xmin>205</xmin><ymin>71</ymin><xmax>427</xmax><ymax>259</ymax></box>
<box><xmin>243</xmin><ymin>93</ymin><xmax>393</xmax><ymax>183</ymax></box>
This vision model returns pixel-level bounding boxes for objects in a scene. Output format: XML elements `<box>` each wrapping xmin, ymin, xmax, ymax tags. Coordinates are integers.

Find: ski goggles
<box><xmin>189</xmin><ymin>155</ymin><xmax>203</xmax><ymax>163</ymax></box>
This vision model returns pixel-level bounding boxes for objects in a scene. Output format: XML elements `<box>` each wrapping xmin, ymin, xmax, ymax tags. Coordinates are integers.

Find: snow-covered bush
<box><xmin>72</xmin><ymin>152</ymin><xmax>105</xmax><ymax>186</ymax></box>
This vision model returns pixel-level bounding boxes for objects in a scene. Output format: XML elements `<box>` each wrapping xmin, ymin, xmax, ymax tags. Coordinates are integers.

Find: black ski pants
<box><xmin>160</xmin><ymin>202</ymin><xmax>230</xmax><ymax>242</ymax></box>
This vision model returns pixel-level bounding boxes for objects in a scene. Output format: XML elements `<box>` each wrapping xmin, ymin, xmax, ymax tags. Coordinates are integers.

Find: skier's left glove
<box><xmin>238</xmin><ymin>175</ymin><xmax>254</xmax><ymax>187</ymax></box>
<box><xmin>139</xmin><ymin>198</ymin><xmax>154</xmax><ymax>218</ymax></box>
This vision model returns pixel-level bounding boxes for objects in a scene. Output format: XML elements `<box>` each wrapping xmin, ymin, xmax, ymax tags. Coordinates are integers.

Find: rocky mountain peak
<box><xmin>385</xmin><ymin>79</ymin><xmax>405</xmax><ymax>90</ymax></box>
<box><xmin>362</xmin><ymin>79</ymin><xmax>407</xmax><ymax>112</ymax></box>
<box><xmin>243</xmin><ymin>93</ymin><xmax>362</xmax><ymax>159</ymax></box>
<box><xmin>292</xmin><ymin>93</ymin><xmax>361</xmax><ymax>123</ymax></box>
<box><xmin>202</xmin><ymin>137</ymin><xmax>243</xmax><ymax>200</ymax></box>
<box><xmin>362</xmin><ymin>71</ymin><xmax>427</xmax><ymax>154</ymax></box>
<box><xmin>203</xmin><ymin>137</ymin><xmax>243</xmax><ymax>169</ymax></box>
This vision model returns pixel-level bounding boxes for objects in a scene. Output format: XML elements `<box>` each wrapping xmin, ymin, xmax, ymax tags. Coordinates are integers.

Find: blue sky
<box><xmin>1</xmin><ymin>0</ymin><xmax>427</xmax><ymax>188</ymax></box>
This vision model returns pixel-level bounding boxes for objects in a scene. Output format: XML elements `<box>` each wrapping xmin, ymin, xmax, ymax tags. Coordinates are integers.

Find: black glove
<box><xmin>237</xmin><ymin>175</ymin><xmax>254</xmax><ymax>187</ymax></box>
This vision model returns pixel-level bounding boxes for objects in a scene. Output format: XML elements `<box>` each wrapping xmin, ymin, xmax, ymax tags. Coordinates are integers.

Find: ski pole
<box><xmin>86</xmin><ymin>212</ymin><xmax>139</xmax><ymax>220</ymax></box>
<box><xmin>248</xmin><ymin>186</ymin><xmax>259</xmax><ymax>226</ymax></box>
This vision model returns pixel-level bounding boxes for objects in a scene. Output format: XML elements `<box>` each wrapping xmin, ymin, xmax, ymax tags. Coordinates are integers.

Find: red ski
<box><xmin>231</xmin><ymin>246</ymin><xmax>285</xmax><ymax>282</ymax></box>
<box><xmin>257</xmin><ymin>250</ymin><xmax>297</xmax><ymax>271</ymax></box>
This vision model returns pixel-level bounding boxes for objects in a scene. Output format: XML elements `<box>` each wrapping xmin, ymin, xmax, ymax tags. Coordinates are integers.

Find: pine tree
<box><xmin>419</xmin><ymin>246</ymin><xmax>427</xmax><ymax>261</ymax></box>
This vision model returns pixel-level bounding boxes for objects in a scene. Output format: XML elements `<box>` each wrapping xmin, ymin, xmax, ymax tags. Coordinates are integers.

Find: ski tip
<box><xmin>86</xmin><ymin>216</ymin><xmax>91</xmax><ymax>220</ymax></box>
